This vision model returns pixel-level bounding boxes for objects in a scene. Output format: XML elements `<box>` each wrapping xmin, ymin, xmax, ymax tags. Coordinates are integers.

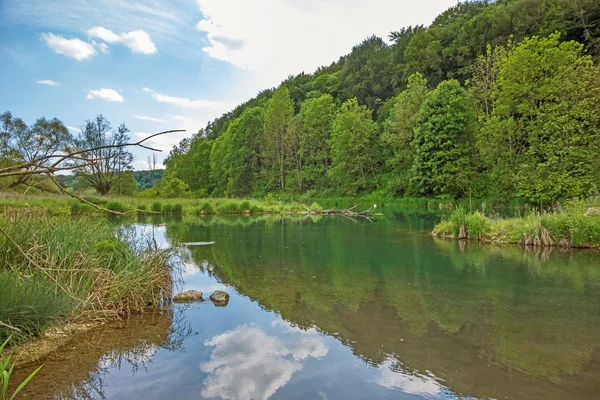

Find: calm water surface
<box><xmin>18</xmin><ymin>212</ymin><xmax>600</xmax><ymax>399</ymax></box>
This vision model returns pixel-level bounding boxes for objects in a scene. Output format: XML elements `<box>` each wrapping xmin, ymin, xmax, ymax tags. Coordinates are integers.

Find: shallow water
<box><xmin>17</xmin><ymin>213</ymin><xmax>600</xmax><ymax>399</ymax></box>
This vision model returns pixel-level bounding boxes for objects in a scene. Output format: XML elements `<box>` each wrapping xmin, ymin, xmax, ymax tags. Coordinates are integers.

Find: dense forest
<box><xmin>162</xmin><ymin>0</ymin><xmax>600</xmax><ymax>203</ymax></box>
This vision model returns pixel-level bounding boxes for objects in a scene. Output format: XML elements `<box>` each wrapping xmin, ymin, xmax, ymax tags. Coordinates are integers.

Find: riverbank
<box><xmin>0</xmin><ymin>211</ymin><xmax>175</xmax><ymax>346</ymax></box>
<box><xmin>433</xmin><ymin>200</ymin><xmax>600</xmax><ymax>248</ymax></box>
<box><xmin>0</xmin><ymin>193</ymin><xmax>317</xmax><ymax>216</ymax></box>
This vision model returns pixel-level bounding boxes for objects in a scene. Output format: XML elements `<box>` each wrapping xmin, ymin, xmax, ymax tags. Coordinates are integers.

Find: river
<box><xmin>17</xmin><ymin>212</ymin><xmax>600</xmax><ymax>399</ymax></box>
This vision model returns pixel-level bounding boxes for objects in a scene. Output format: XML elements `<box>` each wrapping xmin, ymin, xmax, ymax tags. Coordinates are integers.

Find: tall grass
<box><xmin>0</xmin><ymin>213</ymin><xmax>175</xmax><ymax>343</ymax></box>
<box><xmin>434</xmin><ymin>202</ymin><xmax>600</xmax><ymax>248</ymax></box>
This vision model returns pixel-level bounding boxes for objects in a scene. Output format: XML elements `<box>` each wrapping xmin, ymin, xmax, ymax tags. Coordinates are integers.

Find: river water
<box><xmin>18</xmin><ymin>212</ymin><xmax>600</xmax><ymax>399</ymax></box>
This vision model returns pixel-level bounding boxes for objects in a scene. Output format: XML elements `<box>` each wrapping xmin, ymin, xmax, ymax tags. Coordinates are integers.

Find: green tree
<box><xmin>480</xmin><ymin>33</ymin><xmax>600</xmax><ymax>201</ymax></box>
<box><xmin>411</xmin><ymin>80</ymin><xmax>476</xmax><ymax>198</ymax></box>
<box><xmin>328</xmin><ymin>98</ymin><xmax>380</xmax><ymax>195</ymax></box>
<box><xmin>70</xmin><ymin>115</ymin><xmax>133</xmax><ymax>195</ymax></box>
<box><xmin>382</xmin><ymin>73</ymin><xmax>429</xmax><ymax>195</ymax></box>
<box><xmin>263</xmin><ymin>86</ymin><xmax>294</xmax><ymax>191</ymax></box>
<box><xmin>160</xmin><ymin>173</ymin><xmax>190</xmax><ymax>198</ymax></box>
<box><xmin>109</xmin><ymin>171</ymin><xmax>138</xmax><ymax>197</ymax></box>
<box><xmin>299</xmin><ymin>94</ymin><xmax>337</xmax><ymax>190</ymax></box>
<box><xmin>226</xmin><ymin>107</ymin><xmax>264</xmax><ymax>197</ymax></box>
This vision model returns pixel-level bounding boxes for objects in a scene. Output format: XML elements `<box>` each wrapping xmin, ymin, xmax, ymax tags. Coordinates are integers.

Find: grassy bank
<box><xmin>433</xmin><ymin>199</ymin><xmax>600</xmax><ymax>248</ymax></box>
<box><xmin>0</xmin><ymin>211</ymin><xmax>174</xmax><ymax>344</ymax></box>
<box><xmin>0</xmin><ymin>193</ymin><xmax>318</xmax><ymax>217</ymax></box>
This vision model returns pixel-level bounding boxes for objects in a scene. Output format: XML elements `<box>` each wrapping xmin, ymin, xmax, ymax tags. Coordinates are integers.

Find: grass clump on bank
<box><xmin>433</xmin><ymin>199</ymin><xmax>600</xmax><ymax>248</ymax></box>
<box><xmin>0</xmin><ymin>212</ymin><xmax>174</xmax><ymax>344</ymax></box>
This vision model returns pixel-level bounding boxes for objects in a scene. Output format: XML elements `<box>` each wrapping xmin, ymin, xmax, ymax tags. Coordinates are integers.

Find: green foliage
<box><xmin>0</xmin><ymin>215</ymin><xmax>173</xmax><ymax>345</ymax></box>
<box><xmin>162</xmin><ymin>204</ymin><xmax>173</xmax><ymax>214</ymax></box>
<box><xmin>156</xmin><ymin>0</ymin><xmax>600</xmax><ymax>203</ymax></box>
<box><xmin>151</xmin><ymin>202</ymin><xmax>162</xmax><ymax>213</ymax></box>
<box><xmin>263</xmin><ymin>86</ymin><xmax>295</xmax><ymax>192</ymax></box>
<box><xmin>382</xmin><ymin>73</ymin><xmax>429</xmax><ymax>195</ymax></box>
<box><xmin>108</xmin><ymin>172</ymin><xmax>138</xmax><ymax>197</ymax></box>
<box><xmin>479</xmin><ymin>33</ymin><xmax>600</xmax><ymax>202</ymax></box>
<box><xmin>411</xmin><ymin>80</ymin><xmax>476</xmax><ymax>198</ymax></box>
<box><xmin>328</xmin><ymin>98</ymin><xmax>380</xmax><ymax>195</ymax></box>
<box><xmin>160</xmin><ymin>174</ymin><xmax>190</xmax><ymax>198</ymax></box>
<box><xmin>1</xmin><ymin>336</ymin><xmax>44</xmax><ymax>400</ymax></box>
<box><xmin>172</xmin><ymin>203</ymin><xmax>183</xmax><ymax>214</ymax></box>
<box><xmin>299</xmin><ymin>94</ymin><xmax>337</xmax><ymax>190</ymax></box>
<box><xmin>199</xmin><ymin>201</ymin><xmax>215</xmax><ymax>214</ymax></box>
<box><xmin>106</xmin><ymin>201</ymin><xmax>126</xmax><ymax>213</ymax></box>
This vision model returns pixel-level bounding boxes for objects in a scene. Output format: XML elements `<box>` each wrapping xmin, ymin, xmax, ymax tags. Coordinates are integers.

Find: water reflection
<box><xmin>18</xmin><ymin>214</ymin><xmax>600</xmax><ymax>399</ymax></box>
<box><xmin>375</xmin><ymin>359</ymin><xmax>442</xmax><ymax>397</ymax></box>
<box><xmin>201</xmin><ymin>324</ymin><xmax>327</xmax><ymax>400</ymax></box>
<box><xmin>15</xmin><ymin>310</ymin><xmax>191</xmax><ymax>399</ymax></box>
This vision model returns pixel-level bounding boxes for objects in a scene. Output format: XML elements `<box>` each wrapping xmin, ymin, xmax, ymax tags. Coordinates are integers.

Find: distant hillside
<box><xmin>164</xmin><ymin>0</ymin><xmax>600</xmax><ymax>202</ymax></box>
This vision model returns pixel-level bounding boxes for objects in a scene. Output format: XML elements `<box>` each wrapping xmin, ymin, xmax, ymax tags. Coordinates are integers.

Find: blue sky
<box><xmin>0</xmin><ymin>0</ymin><xmax>456</xmax><ymax>169</ymax></box>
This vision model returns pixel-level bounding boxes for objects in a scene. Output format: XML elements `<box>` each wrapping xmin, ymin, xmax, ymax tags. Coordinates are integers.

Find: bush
<box><xmin>151</xmin><ymin>202</ymin><xmax>162</xmax><ymax>213</ymax></box>
<box><xmin>172</xmin><ymin>203</ymin><xmax>183</xmax><ymax>214</ymax></box>
<box><xmin>218</xmin><ymin>201</ymin><xmax>240</xmax><ymax>214</ymax></box>
<box><xmin>70</xmin><ymin>200</ymin><xmax>93</xmax><ymax>216</ymax></box>
<box><xmin>199</xmin><ymin>202</ymin><xmax>215</xmax><ymax>214</ymax></box>
<box><xmin>239</xmin><ymin>201</ymin><xmax>251</xmax><ymax>212</ymax></box>
<box><xmin>106</xmin><ymin>201</ymin><xmax>126</xmax><ymax>213</ymax></box>
<box><xmin>137</xmin><ymin>204</ymin><xmax>147</xmax><ymax>211</ymax></box>
<box><xmin>162</xmin><ymin>204</ymin><xmax>173</xmax><ymax>214</ymax></box>
<box><xmin>0</xmin><ymin>270</ymin><xmax>72</xmax><ymax>342</ymax></box>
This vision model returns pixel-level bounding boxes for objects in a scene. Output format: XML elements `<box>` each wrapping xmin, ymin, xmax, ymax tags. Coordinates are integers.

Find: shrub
<box><xmin>199</xmin><ymin>202</ymin><xmax>215</xmax><ymax>214</ymax></box>
<box><xmin>137</xmin><ymin>204</ymin><xmax>147</xmax><ymax>211</ymax></box>
<box><xmin>151</xmin><ymin>202</ymin><xmax>162</xmax><ymax>213</ymax></box>
<box><xmin>218</xmin><ymin>201</ymin><xmax>240</xmax><ymax>214</ymax></box>
<box><xmin>239</xmin><ymin>201</ymin><xmax>251</xmax><ymax>212</ymax></box>
<box><xmin>106</xmin><ymin>201</ymin><xmax>125</xmax><ymax>213</ymax></box>
<box><xmin>162</xmin><ymin>204</ymin><xmax>173</xmax><ymax>214</ymax></box>
<box><xmin>172</xmin><ymin>203</ymin><xmax>183</xmax><ymax>214</ymax></box>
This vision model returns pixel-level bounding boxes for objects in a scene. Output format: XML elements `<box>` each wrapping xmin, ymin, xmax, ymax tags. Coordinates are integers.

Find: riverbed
<box><xmin>16</xmin><ymin>212</ymin><xmax>600</xmax><ymax>399</ymax></box>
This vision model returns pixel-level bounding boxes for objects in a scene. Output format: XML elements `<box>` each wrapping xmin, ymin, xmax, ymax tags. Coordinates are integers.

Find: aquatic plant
<box><xmin>0</xmin><ymin>214</ymin><xmax>174</xmax><ymax>342</ymax></box>
<box><xmin>1</xmin><ymin>336</ymin><xmax>43</xmax><ymax>400</ymax></box>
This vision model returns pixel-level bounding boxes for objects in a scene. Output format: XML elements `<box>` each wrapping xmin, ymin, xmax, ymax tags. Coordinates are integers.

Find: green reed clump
<box><xmin>70</xmin><ymin>200</ymin><xmax>93</xmax><ymax>216</ymax></box>
<box><xmin>172</xmin><ymin>204</ymin><xmax>183</xmax><ymax>214</ymax></box>
<box><xmin>151</xmin><ymin>202</ymin><xmax>162</xmax><ymax>213</ymax></box>
<box><xmin>162</xmin><ymin>204</ymin><xmax>173</xmax><ymax>214</ymax></box>
<box><xmin>199</xmin><ymin>201</ymin><xmax>215</xmax><ymax>214</ymax></box>
<box><xmin>434</xmin><ymin>204</ymin><xmax>600</xmax><ymax>248</ymax></box>
<box><xmin>106</xmin><ymin>201</ymin><xmax>126</xmax><ymax>213</ymax></box>
<box><xmin>0</xmin><ymin>214</ymin><xmax>174</xmax><ymax>343</ymax></box>
<box><xmin>218</xmin><ymin>201</ymin><xmax>241</xmax><ymax>214</ymax></box>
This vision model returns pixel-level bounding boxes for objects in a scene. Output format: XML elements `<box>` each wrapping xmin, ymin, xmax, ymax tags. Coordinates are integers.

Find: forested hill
<box><xmin>162</xmin><ymin>0</ymin><xmax>600</xmax><ymax>202</ymax></box>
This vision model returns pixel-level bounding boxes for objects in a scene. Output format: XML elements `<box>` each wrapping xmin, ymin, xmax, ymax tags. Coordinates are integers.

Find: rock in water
<box><xmin>210</xmin><ymin>290</ymin><xmax>230</xmax><ymax>307</ymax></box>
<box><xmin>173</xmin><ymin>290</ymin><xmax>203</xmax><ymax>303</ymax></box>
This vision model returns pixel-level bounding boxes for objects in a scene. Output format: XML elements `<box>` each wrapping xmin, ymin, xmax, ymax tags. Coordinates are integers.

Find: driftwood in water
<box><xmin>304</xmin><ymin>204</ymin><xmax>374</xmax><ymax>217</ymax></box>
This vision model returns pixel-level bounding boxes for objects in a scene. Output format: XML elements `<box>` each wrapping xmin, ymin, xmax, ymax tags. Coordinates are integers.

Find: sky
<box><xmin>0</xmin><ymin>0</ymin><xmax>457</xmax><ymax>170</ymax></box>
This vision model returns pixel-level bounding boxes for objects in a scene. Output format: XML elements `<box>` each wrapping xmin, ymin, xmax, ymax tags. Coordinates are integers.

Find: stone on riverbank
<box><xmin>210</xmin><ymin>290</ymin><xmax>230</xmax><ymax>306</ymax></box>
<box><xmin>585</xmin><ymin>208</ymin><xmax>600</xmax><ymax>216</ymax></box>
<box><xmin>173</xmin><ymin>290</ymin><xmax>203</xmax><ymax>302</ymax></box>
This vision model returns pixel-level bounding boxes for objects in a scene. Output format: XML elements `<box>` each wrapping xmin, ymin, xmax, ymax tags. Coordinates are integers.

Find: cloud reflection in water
<box><xmin>200</xmin><ymin>324</ymin><xmax>328</xmax><ymax>400</ymax></box>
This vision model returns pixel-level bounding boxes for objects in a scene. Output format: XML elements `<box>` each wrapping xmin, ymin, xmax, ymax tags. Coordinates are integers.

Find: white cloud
<box><xmin>195</xmin><ymin>0</ymin><xmax>457</xmax><ymax>97</ymax></box>
<box><xmin>41</xmin><ymin>33</ymin><xmax>96</xmax><ymax>60</ymax></box>
<box><xmin>67</xmin><ymin>126</ymin><xmax>80</xmax><ymax>132</ymax></box>
<box><xmin>88</xmin><ymin>26</ymin><xmax>157</xmax><ymax>54</ymax></box>
<box><xmin>143</xmin><ymin>88</ymin><xmax>230</xmax><ymax>111</ymax></box>
<box><xmin>37</xmin><ymin>79</ymin><xmax>60</xmax><ymax>86</ymax></box>
<box><xmin>86</xmin><ymin>88</ymin><xmax>124</xmax><ymax>102</ymax></box>
<box><xmin>201</xmin><ymin>325</ymin><xmax>327</xmax><ymax>400</ymax></box>
<box><xmin>92</xmin><ymin>40</ymin><xmax>109</xmax><ymax>54</ymax></box>
<box><xmin>134</xmin><ymin>115</ymin><xmax>165</xmax><ymax>122</ymax></box>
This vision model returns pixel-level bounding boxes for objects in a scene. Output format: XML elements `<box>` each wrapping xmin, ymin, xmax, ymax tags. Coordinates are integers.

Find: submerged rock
<box><xmin>173</xmin><ymin>290</ymin><xmax>203</xmax><ymax>303</ymax></box>
<box><xmin>210</xmin><ymin>290</ymin><xmax>230</xmax><ymax>306</ymax></box>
